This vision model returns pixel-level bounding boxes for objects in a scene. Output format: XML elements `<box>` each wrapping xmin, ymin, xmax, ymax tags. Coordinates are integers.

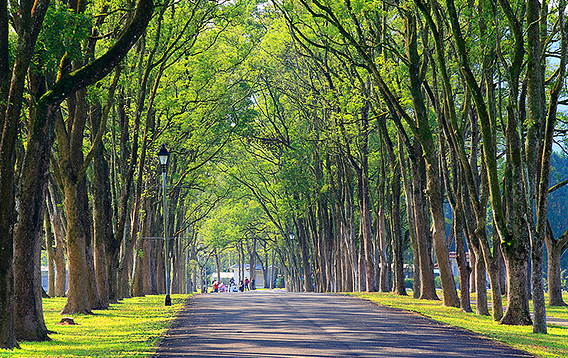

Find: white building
<box><xmin>230</xmin><ymin>264</ymin><xmax>264</xmax><ymax>288</ymax></box>
<box><xmin>211</xmin><ymin>271</ymin><xmax>235</xmax><ymax>283</ymax></box>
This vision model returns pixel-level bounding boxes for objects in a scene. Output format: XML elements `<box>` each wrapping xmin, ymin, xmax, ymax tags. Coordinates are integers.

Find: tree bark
<box><xmin>143</xmin><ymin>235</ymin><xmax>158</xmax><ymax>295</ymax></box>
<box><xmin>57</xmin><ymin>84</ymin><xmax>102</xmax><ymax>312</ymax></box>
<box><xmin>377</xmin><ymin>201</ymin><xmax>388</xmax><ymax>292</ymax></box>
<box><xmin>60</xmin><ymin>181</ymin><xmax>91</xmax><ymax>314</ymax></box>
<box><xmin>10</xmin><ymin>0</ymin><xmax>154</xmax><ymax>319</ymax></box>
<box><xmin>410</xmin><ymin>144</ymin><xmax>437</xmax><ymax>300</ymax></box>
<box><xmin>0</xmin><ymin>0</ymin><xmax>50</xmax><ymax>348</ymax></box>
<box><xmin>80</xmin><ymin>174</ymin><xmax>104</xmax><ymax>310</ymax></box>
<box><xmin>474</xmin><ymin>248</ymin><xmax>489</xmax><ymax>315</ymax></box>
<box><xmin>501</xmin><ymin>241</ymin><xmax>532</xmax><ymax>325</ymax></box>
<box><xmin>14</xmin><ymin>196</ymin><xmax>50</xmax><ymax>341</ymax></box>
<box><xmin>461</xmin><ymin>187</ymin><xmax>490</xmax><ymax>316</ymax></box>
<box><xmin>454</xmin><ymin>210</ymin><xmax>472</xmax><ymax>312</ymax></box>
<box><xmin>91</xmin><ymin>68</ymin><xmax>120</xmax><ymax>307</ymax></box>
<box><xmin>132</xmin><ymin>196</ymin><xmax>152</xmax><ymax>297</ymax></box>
<box><xmin>46</xmin><ymin>180</ymin><xmax>67</xmax><ymax>297</ymax></box>
<box><xmin>403</xmin><ymin>11</ymin><xmax>458</xmax><ymax>307</ymax></box>
<box><xmin>378</xmin><ymin>118</ymin><xmax>405</xmax><ymax>295</ymax></box>
<box><xmin>45</xmin><ymin>211</ymin><xmax>56</xmax><ymax>297</ymax></box>
<box><xmin>546</xmin><ymin>229</ymin><xmax>568</xmax><ymax>306</ymax></box>
<box><xmin>13</xmin><ymin>67</ymin><xmax>53</xmax><ymax>341</ymax></box>
<box><xmin>400</xmin><ymin>142</ymin><xmax>420</xmax><ymax>298</ymax></box>
<box><xmin>295</xmin><ymin>217</ymin><xmax>313</xmax><ymax>292</ymax></box>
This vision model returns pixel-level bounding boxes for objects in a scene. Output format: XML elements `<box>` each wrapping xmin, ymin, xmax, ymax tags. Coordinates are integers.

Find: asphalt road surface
<box><xmin>153</xmin><ymin>290</ymin><xmax>533</xmax><ymax>358</ymax></box>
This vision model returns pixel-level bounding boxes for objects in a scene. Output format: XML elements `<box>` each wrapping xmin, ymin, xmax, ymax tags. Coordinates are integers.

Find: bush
<box><xmin>405</xmin><ymin>278</ymin><xmax>414</xmax><ymax>289</ymax></box>
<box><xmin>275</xmin><ymin>277</ymin><xmax>285</xmax><ymax>288</ymax></box>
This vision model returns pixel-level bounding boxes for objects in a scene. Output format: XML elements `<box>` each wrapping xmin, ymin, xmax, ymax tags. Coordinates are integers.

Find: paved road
<box><xmin>153</xmin><ymin>290</ymin><xmax>533</xmax><ymax>358</ymax></box>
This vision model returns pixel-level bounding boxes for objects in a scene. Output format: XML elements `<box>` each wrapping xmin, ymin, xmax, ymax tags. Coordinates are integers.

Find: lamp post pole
<box><xmin>158</xmin><ymin>145</ymin><xmax>171</xmax><ymax>306</ymax></box>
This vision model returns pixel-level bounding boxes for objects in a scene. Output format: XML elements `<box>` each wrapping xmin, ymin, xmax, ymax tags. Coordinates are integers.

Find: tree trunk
<box><xmin>375</xmin><ymin>157</ymin><xmax>388</xmax><ymax>292</ymax></box>
<box><xmin>0</xmin><ymin>0</ymin><xmax>50</xmax><ymax>348</ymax></box>
<box><xmin>377</xmin><ymin>204</ymin><xmax>388</xmax><ymax>292</ymax></box>
<box><xmin>307</xmin><ymin>206</ymin><xmax>323</xmax><ymax>292</ymax></box>
<box><xmin>454</xmin><ymin>213</ymin><xmax>472</xmax><ymax>312</ymax></box>
<box><xmin>0</xmin><ymin>240</ymin><xmax>16</xmax><ymax>348</ymax></box>
<box><xmin>132</xmin><ymin>197</ymin><xmax>151</xmax><ymax>297</ymax></box>
<box><xmin>461</xmin><ymin>190</ymin><xmax>490</xmax><ymax>316</ymax></box>
<box><xmin>0</xmin><ymin>7</ymin><xmax>10</xmax><ymax>348</ymax></box>
<box><xmin>406</xmin><ymin>31</ymin><xmax>459</xmax><ymax>305</ymax></box>
<box><xmin>546</xmin><ymin>226</ymin><xmax>567</xmax><ymax>306</ymax></box>
<box><xmin>106</xmin><ymin>244</ymin><xmax>120</xmax><ymax>303</ymax></box>
<box><xmin>91</xmin><ymin>98</ymin><xmax>115</xmax><ymax>308</ymax></box>
<box><xmin>270</xmin><ymin>249</ymin><xmax>276</xmax><ymax>289</ymax></box>
<box><xmin>469</xmin><ymin>250</ymin><xmax>476</xmax><ymax>294</ymax></box>
<box><xmin>358</xmin><ymin>247</ymin><xmax>366</xmax><ymax>292</ymax></box>
<box><xmin>379</xmin><ymin>119</ymin><xmax>405</xmax><ymax>296</ymax></box>
<box><xmin>250</xmin><ymin>239</ymin><xmax>257</xmax><ymax>289</ymax></box>
<box><xmin>215</xmin><ymin>250</ymin><xmax>221</xmax><ymax>286</ymax></box>
<box><xmin>47</xmin><ymin>181</ymin><xmax>67</xmax><ymax>297</ymax></box>
<box><xmin>494</xmin><ymin>239</ymin><xmax>507</xmax><ymax>296</ymax></box>
<box><xmin>60</xmin><ymin>181</ymin><xmax>91</xmax><ymax>315</ymax></box>
<box><xmin>428</xmin><ymin>171</ymin><xmax>460</xmax><ymax>307</ymax></box>
<box><xmin>143</xmin><ymin>237</ymin><xmax>158</xmax><ymax>295</ymax></box>
<box><xmin>357</xmin><ymin>169</ymin><xmax>375</xmax><ymax>292</ymax></box>
<box><xmin>14</xmin><ymin>198</ymin><xmax>50</xmax><ymax>341</ymax></box>
<box><xmin>79</xmin><ymin>174</ymin><xmax>104</xmax><ymax>310</ymax></box>
<box><xmin>178</xmin><ymin>241</ymin><xmax>187</xmax><ymax>293</ymax></box>
<box><xmin>118</xmin><ymin>236</ymin><xmax>133</xmax><ymax>299</ymax></box>
<box><xmin>500</xmin><ymin>243</ymin><xmax>532</xmax><ymax>325</ymax></box>
<box><xmin>55</xmin><ymin>83</ymin><xmax>104</xmax><ymax>313</ymax></box>
<box><xmin>296</xmin><ymin>217</ymin><xmax>313</xmax><ymax>292</ymax></box>
<box><xmin>45</xmin><ymin>211</ymin><xmax>56</xmax><ymax>297</ymax></box>
<box><xmin>411</xmin><ymin>145</ymin><xmax>437</xmax><ymax>300</ymax></box>
<box><xmin>13</xmin><ymin>90</ymin><xmax>53</xmax><ymax>341</ymax></box>
<box><xmin>239</xmin><ymin>243</ymin><xmax>244</xmax><ymax>286</ymax></box>
<box><xmin>400</xmin><ymin>143</ymin><xmax>420</xmax><ymax>298</ymax></box>
<box><xmin>475</xmin><ymin>248</ymin><xmax>489</xmax><ymax>315</ymax></box>
<box><xmin>263</xmin><ymin>248</ymin><xmax>269</xmax><ymax>288</ymax></box>
<box><xmin>525</xmin><ymin>0</ymin><xmax>550</xmax><ymax>334</ymax></box>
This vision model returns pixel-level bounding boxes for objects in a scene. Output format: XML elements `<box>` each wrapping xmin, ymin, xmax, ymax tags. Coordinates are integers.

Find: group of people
<box><xmin>210</xmin><ymin>277</ymin><xmax>256</xmax><ymax>293</ymax></box>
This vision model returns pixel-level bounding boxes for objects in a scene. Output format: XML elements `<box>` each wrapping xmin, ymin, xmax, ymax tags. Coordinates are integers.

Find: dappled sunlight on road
<box><xmin>154</xmin><ymin>291</ymin><xmax>533</xmax><ymax>357</ymax></box>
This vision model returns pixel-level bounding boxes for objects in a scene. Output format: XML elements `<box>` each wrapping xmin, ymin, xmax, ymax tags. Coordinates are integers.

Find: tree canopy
<box><xmin>1</xmin><ymin>0</ymin><xmax>568</xmax><ymax>347</ymax></box>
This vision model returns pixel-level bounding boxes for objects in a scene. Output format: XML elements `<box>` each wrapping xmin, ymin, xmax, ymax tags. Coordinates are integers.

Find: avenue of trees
<box><xmin>1</xmin><ymin>0</ymin><xmax>568</xmax><ymax>349</ymax></box>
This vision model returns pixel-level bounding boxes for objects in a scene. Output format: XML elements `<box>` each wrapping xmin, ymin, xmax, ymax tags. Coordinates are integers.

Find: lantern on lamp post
<box><xmin>157</xmin><ymin>145</ymin><xmax>171</xmax><ymax>306</ymax></box>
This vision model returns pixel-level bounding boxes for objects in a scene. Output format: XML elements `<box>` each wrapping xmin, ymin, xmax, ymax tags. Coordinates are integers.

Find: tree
<box><xmin>8</xmin><ymin>1</ymin><xmax>155</xmax><ymax>337</ymax></box>
<box><xmin>1</xmin><ymin>0</ymin><xmax>51</xmax><ymax>348</ymax></box>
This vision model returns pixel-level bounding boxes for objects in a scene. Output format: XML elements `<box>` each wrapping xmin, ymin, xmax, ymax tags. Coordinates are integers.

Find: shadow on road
<box><xmin>154</xmin><ymin>290</ymin><xmax>533</xmax><ymax>358</ymax></box>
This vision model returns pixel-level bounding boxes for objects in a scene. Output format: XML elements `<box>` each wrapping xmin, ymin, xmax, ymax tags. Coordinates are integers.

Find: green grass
<box><xmin>546</xmin><ymin>294</ymin><xmax>568</xmax><ymax>321</ymax></box>
<box><xmin>347</xmin><ymin>291</ymin><xmax>568</xmax><ymax>358</ymax></box>
<box><xmin>0</xmin><ymin>294</ymin><xmax>189</xmax><ymax>358</ymax></box>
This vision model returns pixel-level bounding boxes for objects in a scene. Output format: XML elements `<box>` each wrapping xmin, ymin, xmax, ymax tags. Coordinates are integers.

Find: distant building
<box><xmin>41</xmin><ymin>266</ymin><xmax>68</xmax><ymax>294</ymax></box>
<box><xmin>211</xmin><ymin>271</ymin><xmax>235</xmax><ymax>283</ymax></box>
<box><xmin>230</xmin><ymin>264</ymin><xmax>264</xmax><ymax>288</ymax></box>
<box><xmin>41</xmin><ymin>266</ymin><xmax>49</xmax><ymax>292</ymax></box>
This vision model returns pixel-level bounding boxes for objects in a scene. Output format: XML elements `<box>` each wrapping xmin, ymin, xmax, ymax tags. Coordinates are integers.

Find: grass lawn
<box><xmin>347</xmin><ymin>291</ymin><xmax>568</xmax><ymax>358</ymax></box>
<box><xmin>0</xmin><ymin>294</ymin><xmax>189</xmax><ymax>358</ymax></box>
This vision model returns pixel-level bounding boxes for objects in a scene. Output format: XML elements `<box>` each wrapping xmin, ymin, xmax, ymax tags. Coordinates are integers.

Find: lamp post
<box><xmin>157</xmin><ymin>144</ymin><xmax>171</xmax><ymax>306</ymax></box>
